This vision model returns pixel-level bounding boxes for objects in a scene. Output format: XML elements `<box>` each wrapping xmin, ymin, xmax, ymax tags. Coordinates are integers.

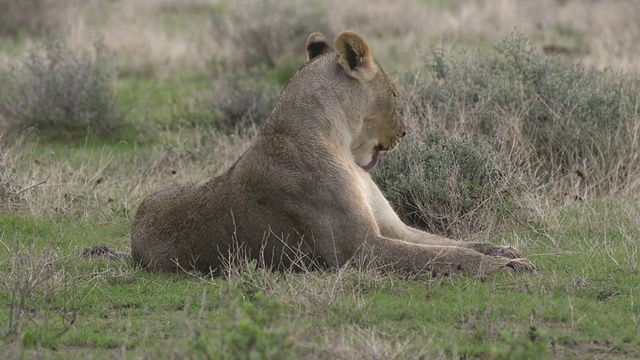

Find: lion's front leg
<box><xmin>356</xmin><ymin>236</ymin><xmax>536</xmax><ymax>276</ymax></box>
<box><xmin>462</xmin><ymin>242</ymin><xmax>522</xmax><ymax>259</ymax></box>
<box><xmin>402</xmin><ymin>227</ymin><xmax>523</xmax><ymax>259</ymax></box>
<box><xmin>363</xmin><ymin>172</ymin><xmax>524</xmax><ymax>259</ymax></box>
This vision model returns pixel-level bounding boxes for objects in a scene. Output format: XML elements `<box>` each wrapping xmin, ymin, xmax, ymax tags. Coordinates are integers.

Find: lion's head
<box><xmin>305</xmin><ymin>31</ymin><xmax>406</xmax><ymax>172</ymax></box>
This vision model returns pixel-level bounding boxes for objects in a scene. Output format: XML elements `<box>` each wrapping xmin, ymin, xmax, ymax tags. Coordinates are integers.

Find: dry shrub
<box><xmin>0</xmin><ymin>240</ymin><xmax>75</xmax><ymax>341</ymax></box>
<box><xmin>205</xmin><ymin>0</ymin><xmax>337</xmax><ymax>132</ymax></box>
<box><xmin>0</xmin><ymin>134</ymin><xmax>22</xmax><ymax>211</ymax></box>
<box><xmin>374</xmin><ymin>132</ymin><xmax>530</xmax><ymax>240</ymax></box>
<box><xmin>0</xmin><ymin>0</ymin><xmax>64</xmax><ymax>36</ymax></box>
<box><xmin>209</xmin><ymin>67</ymin><xmax>282</xmax><ymax>131</ymax></box>
<box><xmin>211</xmin><ymin>0</ymin><xmax>332</xmax><ymax>71</ymax></box>
<box><xmin>0</xmin><ymin>41</ymin><xmax>122</xmax><ymax>139</ymax></box>
<box><xmin>3</xmin><ymin>123</ymin><xmax>257</xmax><ymax>221</ymax></box>
<box><xmin>402</xmin><ymin>32</ymin><xmax>640</xmax><ymax>197</ymax></box>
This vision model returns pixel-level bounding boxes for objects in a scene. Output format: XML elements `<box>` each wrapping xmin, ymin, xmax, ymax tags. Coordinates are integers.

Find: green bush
<box><xmin>0</xmin><ymin>41</ymin><xmax>122</xmax><ymax>139</ymax></box>
<box><xmin>209</xmin><ymin>67</ymin><xmax>282</xmax><ymax>131</ymax></box>
<box><xmin>404</xmin><ymin>32</ymin><xmax>640</xmax><ymax>195</ymax></box>
<box><xmin>219</xmin><ymin>292</ymin><xmax>294</xmax><ymax>359</ymax></box>
<box><xmin>373</xmin><ymin>132</ymin><xmax>529</xmax><ymax>239</ymax></box>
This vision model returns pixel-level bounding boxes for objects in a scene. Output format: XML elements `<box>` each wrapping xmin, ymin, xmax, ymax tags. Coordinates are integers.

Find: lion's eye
<box><xmin>392</xmin><ymin>90</ymin><xmax>397</xmax><ymax>97</ymax></box>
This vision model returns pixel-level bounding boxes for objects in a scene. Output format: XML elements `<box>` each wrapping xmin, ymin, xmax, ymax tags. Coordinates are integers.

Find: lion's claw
<box><xmin>506</xmin><ymin>258</ymin><xmax>537</xmax><ymax>273</ymax></box>
<box><xmin>489</xmin><ymin>246</ymin><xmax>522</xmax><ymax>259</ymax></box>
<box><xmin>467</xmin><ymin>242</ymin><xmax>522</xmax><ymax>259</ymax></box>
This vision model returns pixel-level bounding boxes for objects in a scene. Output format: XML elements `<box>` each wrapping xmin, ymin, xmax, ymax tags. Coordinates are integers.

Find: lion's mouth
<box><xmin>359</xmin><ymin>146</ymin><xmax>380</xmax><ymax>173</ymax></box>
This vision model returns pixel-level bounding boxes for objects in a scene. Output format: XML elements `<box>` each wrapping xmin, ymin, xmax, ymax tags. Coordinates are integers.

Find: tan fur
<box><xmin>131</xmin><ymin>31</ymin><xmax>536</xmax><ymax>276</ymax></box>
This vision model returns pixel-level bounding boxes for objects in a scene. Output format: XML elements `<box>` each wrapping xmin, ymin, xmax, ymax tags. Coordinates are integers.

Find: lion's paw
<box><xmin>489</xmin><ymin>246</ymin><xmax>522</xmax><ymax>259</ymax></box>
<box><xmin>505</xmin><ymin>257</ymin><xmax>537</xmax><ymax>273</ymax></box>
<box><xmin>468</xmin><ymin>243</ymin><xmax>522</xmax><ymax>259</ymax></box>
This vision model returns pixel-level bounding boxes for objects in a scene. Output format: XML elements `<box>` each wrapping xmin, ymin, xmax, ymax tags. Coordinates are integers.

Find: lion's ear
<box><xmin>306</xmin><ymin>32</ymin><xmax>331</xmax><ymax>61</ymax></box>
<box><xmin>335</xmin><ymin>31</ymin><xmax>378</xmax><ymax>81</ymax></box>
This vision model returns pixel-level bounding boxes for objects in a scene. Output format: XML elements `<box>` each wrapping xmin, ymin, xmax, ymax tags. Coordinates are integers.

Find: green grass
<box><xmin>1</xmin><ymin>201</ymin><xmax>639</xmax><ymax>358</ymax></box>
<box><xmin>2</xmin><ymin>140</ymin><xmax>640</xmax><ymax>360</ymax></box>
<box><xmin>116</xmin><ymin>77</ymin><xmax>211</xmax><ymax>125</ymax></box>
<box><xmin>2</xmin><ymin>73</ymin><xmax>639</xmax><ymax>360</ymax></box>
<box><xmin>2</xmin><ymin>61</ymin><xmax>640</xmax><ymax>360</ymax></box>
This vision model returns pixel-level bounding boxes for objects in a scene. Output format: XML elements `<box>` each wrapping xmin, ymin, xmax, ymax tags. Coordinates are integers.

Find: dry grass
<box><xmin>0</xmin><ymin>238</ymin><xmax>74</xmax><ymax>340</ymax></box>
<box><xmin>324</xmin><ymin>0</ymin><xmax>640</xmax><ymax>72</ymax></box>
<box><xmin>0</xmin><ymin>134</ymin><xmax>22</xmax><ymax>212</ymax></box>
<box><xmin>304</xmin><ymin>326</ymin><xmax>428</xmax><ymax>360</ymax></box>
<box><xmin>0</xmin><ymin>0</ymin><xmax>66</xmax><ymax>37</ymax></box>
<box><xmin>210</xmin><ymin>0</ymin><xmax>330</xmax><ymax>71</ymax></box>
<box><xmin>1</xmin><ymin>0</ymin><xmax>637</xmax><ymax>245</ymax></box>
<box><xmin>1</xmin><ymin>0</ymin><xmax>637</xmax><ymax>244</ymax></box>
<box><xmin>3</xmin><ymin>126</ymin><xmax>256</xmax><ymax>220</ymax></box>
<box><xmin>0</xmin><ymin>0</ymin><xmax>218</xmax><ymax>78</ymax></box>
<box><xmin>3</xmin><ymin>0</ymin><xmax>639</xmax><ymax>76</ymax></box>
<box><xmin>528</xmin><ymin>198</ymin><xmax>640</xmax><ymax>273</ymax></box>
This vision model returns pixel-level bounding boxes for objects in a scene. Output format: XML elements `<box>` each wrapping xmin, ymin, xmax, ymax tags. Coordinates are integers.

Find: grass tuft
<box><xmin>0</xmin><ymin>134</ymin><xmax>22</xmax><ymax>212</ymax></box>
<box><xmin>0</xmin><ymin>239</ymin><xmax>75</xmax><ymax>343</ymax></box>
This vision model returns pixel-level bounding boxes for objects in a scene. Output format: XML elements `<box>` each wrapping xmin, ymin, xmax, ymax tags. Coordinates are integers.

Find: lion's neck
<box><xmin>264</xmin><ymin>77</ymin><xmax>366</xmax><ymax>153</ymax></box>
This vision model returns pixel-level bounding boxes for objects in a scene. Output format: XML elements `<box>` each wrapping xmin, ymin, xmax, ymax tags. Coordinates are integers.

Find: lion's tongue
<box><xmin>360</xmin><ymin>148</ymin><xmax>380</xmax><ymax>173</ymax></box>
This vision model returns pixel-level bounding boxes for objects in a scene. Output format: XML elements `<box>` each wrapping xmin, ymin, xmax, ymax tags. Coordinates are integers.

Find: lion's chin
<box><xmin>359</xmin><ymin>147</ymin><xmax>380</xmax><ymax>173</ymax></box>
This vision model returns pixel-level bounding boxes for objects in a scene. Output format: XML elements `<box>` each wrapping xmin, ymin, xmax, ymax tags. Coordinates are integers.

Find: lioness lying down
<box><xmin>130</xmin><ymin>31</ymin><xmax>536</xmax><ymax>276</ymax></box>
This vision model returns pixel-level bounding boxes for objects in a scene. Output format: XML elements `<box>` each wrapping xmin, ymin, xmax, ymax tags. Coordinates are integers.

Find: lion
<box><xmin>129</xmin><ymin>31</ymin><xmax>536</xmax><ymax>276</ymax></box>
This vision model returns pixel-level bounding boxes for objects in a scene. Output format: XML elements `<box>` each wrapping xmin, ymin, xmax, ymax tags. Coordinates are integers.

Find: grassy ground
<box><xmin>1</xmin><ymin>201</ymin><xmax>639</xmax><ymax>358</ymax></box>
<box><xmin>1</xmin><ymin>0</ymin><xmax>640</xmax><ymax>359</ymax></box>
